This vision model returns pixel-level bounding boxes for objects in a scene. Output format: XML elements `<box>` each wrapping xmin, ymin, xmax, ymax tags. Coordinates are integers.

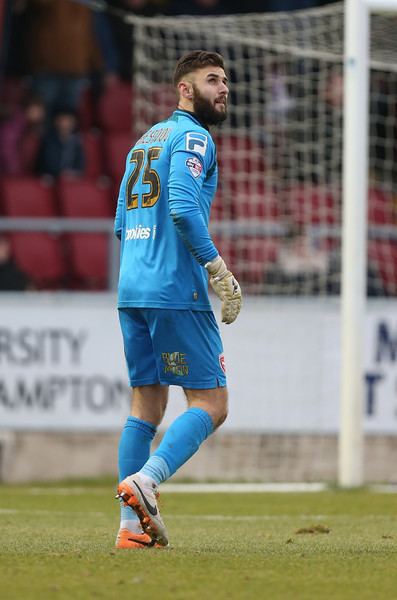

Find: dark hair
<box><xmin>173</xmin><ymin>50</ymin><xmax>225</xmax><ymax>88</ymax></box>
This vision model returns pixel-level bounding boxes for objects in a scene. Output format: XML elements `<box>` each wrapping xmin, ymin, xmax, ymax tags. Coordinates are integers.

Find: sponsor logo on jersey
<box><xmin>219</xmin><ymin>353</ymin><xmax>226</xmax><ymax>374</ymax></box>
<box><xmin>185</xmin><ymin>132</ymin><xmax>208</xmax><ymax>157</ymax></box>
<box><xmin>185</xmin><ymin>156</ymin><xmax>203</xmax><ymax>178</ymax></box>
<box><xmin>162</xmin><ymin>352</ymin><xmax>189</xmax><ymax>376</ymax></box>
<box><xmin>125</xmin><ymin>225</ymin><xmax>156</xmax><ymax>240</ymax></box>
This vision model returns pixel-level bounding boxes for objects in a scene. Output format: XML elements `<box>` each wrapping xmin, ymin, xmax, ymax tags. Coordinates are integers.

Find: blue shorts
<box><xmin>118</xmin><ymin>308</ymin><xmax>227</xmax><ymax>389</ymax></box>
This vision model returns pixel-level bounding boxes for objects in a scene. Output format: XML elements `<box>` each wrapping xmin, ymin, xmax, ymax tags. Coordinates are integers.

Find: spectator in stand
<box><xmin>21</xmin><ymin>0</ymin><xmax>106</xmax><ymax>118</ymax></box>
<box><xmin>0</xmin><ymin>235</ymin><xmax>32</xmax><ymax>291</ymax></box>
<box><xmin>0</xmin><ymin>94</ymin><xmax>46</xmax><ymax>176</ymax></box>
<box><xmin>36</xmin><ymin>107</ymin><xmax>85</xmax><ymax>178</ymax></box>
<box><xmin>93</xmin><ymin>10</ymin><xmax>122</xmax><ymax>88</ymax></box>
<box><xmin>106</xmin><ymin>1</ymin><xmax>157</xmax><ymax>81</ymax></box>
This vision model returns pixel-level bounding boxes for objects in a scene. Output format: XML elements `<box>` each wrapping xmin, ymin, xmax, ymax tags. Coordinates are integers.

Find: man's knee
<box><xmin>185</xmin><ymin>386</ymin><xmax>228</xmax><ymax>430</ymax></box>
<box><xmin>215</xmin><ymin>395</ymin><xmax>228</xmax><ymax>429</ymax></box>
<box><xmin>131</xmin><ymin>383</ymin><xmax>168</xmax><ymax>425</ymax></box>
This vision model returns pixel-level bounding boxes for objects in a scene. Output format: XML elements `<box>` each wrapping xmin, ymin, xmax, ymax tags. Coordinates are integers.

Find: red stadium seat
<box><xmin>57</xmin><ymin>178</ymin><xmax>112</xmax><ymax>289</ymax></box>
<box><xmin>210</xmin><ymin>191</ymin><xmax>234</xmax><ymax>221</ymax></box>
<box><xmin>368</xmin><ymin>239</ymin><xmax>397</xmax><ymax>296</ymax></box>
<box><xmin>211</xmin><ymin>235</ymin><xmax>237</xmax><ymax>270</ymax></box>
<box><xmin>78</xmin><ymin>85</ymin><xmax>95</xmax><ymax>130</ymax></box>
<box><xmin>214</xmin><ymin>133</ymin><xmax>266</xmax><ymax>177</ymax></box>
<box><xmin>9</xmin><ymin>232</ymin><xmax>66</xmax><ymax>289</ymax></box>
<box><xmin>81</xmin><ymin>131</ymin><xmax>105</xmax><ymax>179</ymax></box>
<box><xmin>235</xmin><ymin>236</ymin><xmax>280</xmax><ymax>285</ymax></box>
<box><xmin>97</xmin><ymin>82</ymin><xmax>134</xmax><ymax>133</ymax></box>
<box><xmin>232</xmin><ymin>181</ymin><xmax>280</xmax><ymax>220</ymax></box>
<box><xmin>368</xmin><ymin>188</ymin><xmax>395</xmax><ymax>225</ymax></box>
<box><xmin>0</xmin><ymin>176</ymin><xmax>57</xmax><ymax>217</ymax></box>
<box><xmin>105</xmin><ymin>133</ymin><xmax>134</xmax><ymax>184</ymax></box>
<box><xmin>151</xmin><ymin>84</ymin><xmax>177</xmax><ymax>121</ymax></box>
<box><xmin>58</xmin><ymin>178</ymin><xmax>112</xmax><ymax>218</ymax></box>
<box><xmin>67</xmin><ymin>233</ymin><xmax>109</xmax><ymax>290</ymax></box>
<box><xmin>285</xmin><ymin>184</ymin><xmax>340</xmax><ymax>225</ymax></box>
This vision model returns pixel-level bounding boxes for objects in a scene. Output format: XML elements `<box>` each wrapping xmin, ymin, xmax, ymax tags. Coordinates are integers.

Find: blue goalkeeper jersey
<box><xmin>114</xmin><ymin>109</ymin><xmax>219</xmax><ymax>310</ymax></box>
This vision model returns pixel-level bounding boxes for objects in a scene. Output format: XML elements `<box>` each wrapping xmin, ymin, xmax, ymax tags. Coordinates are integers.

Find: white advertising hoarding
<box><xmin>0</xmin><ymin>294</ymin><xmax>396</xmax><ymax>433</ymax></box>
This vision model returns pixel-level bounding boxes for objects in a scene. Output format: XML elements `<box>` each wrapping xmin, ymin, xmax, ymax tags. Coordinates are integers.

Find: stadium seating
<box><xmin>97</xmin><ymin>82</ymin><xmax>134</xmax><ymax>133</ymax></box>
<box><xmin>57</xmin><ymin>178</ymin><xmax>112</xmax><ymax>290</ymax></box>
<box><xmin>284</xmin><ymin>184</ymin><xmax>340</xmax><ymax>225</ymax></box>
<box><xmin>9</xmin><ymin>231</ymin><xmax>66</xmax><ymax>289</ymax></box>
<box><xmin>210</xmin><ymin>191</ymin><xmax>234</xmax><ymax>221</ymax></box>
<box><xmin>368</xmin><ymin>239</ymin><xmax>397</xmax><ymax>296</ymax></box>
<box><xmin>57</xmin><ymin>178</ymin><xmax>112</xmax><ymax>218</ymax></box>
<box><xmin>81</xmin><ymin>131</ymin><xmax>105</xmax><ymax>179</ymax></box>
<box><xmin>66</xmin><ymin>233</ymin><xmax>109</xmax><ymax>290</ymax></box>
<box><xmin>104</xmin><ymin>132</ymin><xmax>134</xmax><ymax>185</ymax></box>
<box><xmin>152</xmin><ymin>84</ymin><xmax>177</xmax><ymax>121</ymax></box>
<box><xmin>368</xmin><ymin>187</ymin><xmax>395</xmax><ymax>225</ymax></box>
<box><xmin>235</xmin><ymin>236</ymin><xmax>280</xmax><ymax>287</ymax></box>
<box><xmin>77</xmin><ymin>85</ymin><xmax>95</xmax><ymax>131</ymax></box>
<box><xmin>231</xmin><ymin>181</ymin><xmax>280</xmax><ymax>220</ymax></box>
<box><xmin>0</xmin><ymin>176</ymin><xmax>57</xmax><ymax>217</ymax></box>
<box><xmin>0</xmin><ymin>177</ymin><xmax>67</xmax><ymax>288</ymax></box>
<box><xmin>214</xmin><ymin>133</ymin><xmax>266</xmax><ymax>178</ymax></box>
<box><xmin>211</xmin><ymin>235</ymin><xmax>236</xmax><ymax>270</ymax></box>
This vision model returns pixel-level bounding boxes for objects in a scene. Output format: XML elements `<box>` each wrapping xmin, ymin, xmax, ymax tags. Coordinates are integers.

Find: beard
<box><xmin>192</xmin><ymin>85</ymin><xmax>227</xmax><ymax>126</ymax></box>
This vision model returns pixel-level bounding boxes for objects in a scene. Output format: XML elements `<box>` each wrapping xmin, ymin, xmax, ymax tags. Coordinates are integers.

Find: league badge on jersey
<box><xmin>185</xmin><ymin>132</ymin><xmax>208</xmax><ymax>157</ymax></box>
<box><xmin>186</xmin><ymin>156</ymin><xmax>203</xmax><ymax>178</ymax></box>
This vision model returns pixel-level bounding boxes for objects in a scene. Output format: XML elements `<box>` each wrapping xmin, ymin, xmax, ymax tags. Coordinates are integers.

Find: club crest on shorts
<box><xmin>219</xmin><ymin>353</ymin><xmax>226</xmax><ymax>374</ymax></box>
<box><xmin>185</xmin><ymin>156</ymin><xmax>203</xmax><ymax>178</ymax></box>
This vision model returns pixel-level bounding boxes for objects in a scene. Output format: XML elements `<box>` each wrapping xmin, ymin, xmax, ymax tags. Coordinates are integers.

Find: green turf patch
<box><xmin>1</xmin><ymin>483</ymin><xmax>396</xmax><ymax>599</ymax></box>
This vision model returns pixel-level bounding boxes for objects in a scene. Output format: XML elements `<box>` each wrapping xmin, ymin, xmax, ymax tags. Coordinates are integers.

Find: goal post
<box><xmin>340</xmin><ymin>0</ymin><xmax>397</xmax><ymax>487</ymax></box>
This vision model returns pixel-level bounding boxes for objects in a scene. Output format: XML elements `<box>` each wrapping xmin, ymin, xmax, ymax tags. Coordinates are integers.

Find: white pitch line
<box><xmin>160</xmin><ymin>483</ymin><xmax>328</xmax><ymax>493</ymax></box>
<box><xmin>27</xmin><ymin>487</ymin><xmax>109</xmax><ymax>496</ymax></box>
<box><xmin>0</xmin><ymin>509</ymin><xmax>340</xmax><ymax>521</ymax></box>
<box><xmin>0</xmin><ymin>508</ymin><xmax>107</xmax><ymax>517</ymax></box>
<box><xmin>24</xmin><ymin>483</ymin><xmax>328</xmax><ymax>496</ymax></box>
<box><xmin>9</xmin><ymin>483</ymin><xmax>397</xmax><ymax>496</ymax></box>
<box><xmin>371</xmin><ymin>484</ymin><xmax>397</xmax><ymax>494</ymax></box>
<box><xmin>0</xmin><ymin>509</ymin><xmax>394</xmax><ymax>521</ymax></box>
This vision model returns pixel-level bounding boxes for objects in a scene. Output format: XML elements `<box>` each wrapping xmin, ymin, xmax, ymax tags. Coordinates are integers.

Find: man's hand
<box><xmin>205</xmin><ymin>255</ymin><xmax>242</xmax><ymax>324</ymax></box>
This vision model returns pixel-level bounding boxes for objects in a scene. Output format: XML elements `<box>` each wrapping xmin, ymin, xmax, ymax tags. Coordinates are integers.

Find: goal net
<box><xmin>127</xmin><ymin>3</ymin><xmax>397</xmax><ymax>297</ymax></box>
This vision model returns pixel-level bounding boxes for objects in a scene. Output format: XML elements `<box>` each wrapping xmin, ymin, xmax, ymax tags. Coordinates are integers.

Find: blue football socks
<box><xmin>118</xmin><ymin>416</ymin><xmax>157</xmax><ymax>528</ymax></box>
<box><xmin>140</xmin><ymin>407</ymin><xmax>214</xmax><ymax>485</ymax></box>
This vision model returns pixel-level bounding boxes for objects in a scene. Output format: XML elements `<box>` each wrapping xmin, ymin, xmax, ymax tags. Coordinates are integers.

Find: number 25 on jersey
<box><xmin>127</xmin><ymin>147</ymin><xmax>162</xmax><ymax>210</ymax></box>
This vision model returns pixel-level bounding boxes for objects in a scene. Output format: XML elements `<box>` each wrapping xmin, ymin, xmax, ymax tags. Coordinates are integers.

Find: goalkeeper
<box><xmin>114</xmin><ymin>50</ymin><xmax>242</xmax><ymax>549</ymax></box>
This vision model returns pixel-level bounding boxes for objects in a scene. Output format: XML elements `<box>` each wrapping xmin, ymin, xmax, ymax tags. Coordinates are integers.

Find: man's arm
<box><xmin>168</xmin><ymin>133</ymin><xmax>242</xmax><ymax>323</ymax></box>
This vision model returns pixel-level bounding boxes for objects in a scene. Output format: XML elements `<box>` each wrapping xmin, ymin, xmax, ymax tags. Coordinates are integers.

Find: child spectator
<box><xmin>36</xmin><ymin>107</ymin><xmax>85</xmax><ymax>178</ymax></box>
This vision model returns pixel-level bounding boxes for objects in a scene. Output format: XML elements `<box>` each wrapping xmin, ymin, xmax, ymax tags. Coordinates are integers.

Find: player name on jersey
<box><xmin>136</xmin><ymin>128</ymin><xmax>172</xmax><ymax>145</ymax></box>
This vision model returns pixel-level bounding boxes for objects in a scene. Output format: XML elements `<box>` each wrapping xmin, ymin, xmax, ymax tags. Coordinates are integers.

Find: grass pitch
<box><xmin>1</xmin><ymin>480</ymin><xmax>396</xmax><ymax>599</ymax></box>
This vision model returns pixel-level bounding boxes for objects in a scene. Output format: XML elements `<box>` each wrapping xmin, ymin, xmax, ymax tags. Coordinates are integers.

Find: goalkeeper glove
<box><xmin>205</xmin><ymin>255</ymin><xmax>242</xmax><ymax>324</ymax></box>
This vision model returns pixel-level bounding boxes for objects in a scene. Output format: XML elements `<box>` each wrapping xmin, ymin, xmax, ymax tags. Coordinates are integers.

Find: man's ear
<box><xmin>178</xmin><ymin>80</ymin><xmax>193</xmax><ymax>100</ymax></box>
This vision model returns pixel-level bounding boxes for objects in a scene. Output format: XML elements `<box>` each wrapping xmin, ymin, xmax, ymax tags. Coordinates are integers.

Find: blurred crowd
<box><xmin>0</xmin><ymin>0</ymin><xmax>336</xmax><ymax>194</ymax></box>
<box><xmin>0</xmin><ymin>0</ymin><xmax>394</xmax><ymax>297</ymax></box>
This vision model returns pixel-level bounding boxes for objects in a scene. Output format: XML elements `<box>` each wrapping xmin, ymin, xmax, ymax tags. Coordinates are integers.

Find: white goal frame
<box><xmin>340</xmin><ymin>0</ymin><xmax>397</xmax><ymax>487</ymax></box>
